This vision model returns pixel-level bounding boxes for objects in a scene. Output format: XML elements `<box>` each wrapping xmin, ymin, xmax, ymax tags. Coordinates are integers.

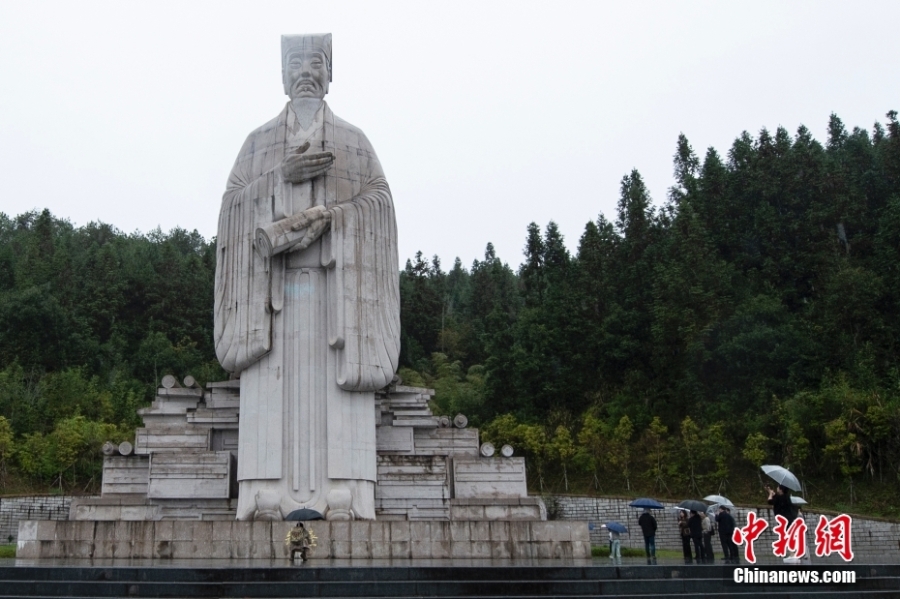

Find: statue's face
<box><xmin>284</xmin><ymin>49</ymin><xmax>329</xmax><ymax>100</ymax></box>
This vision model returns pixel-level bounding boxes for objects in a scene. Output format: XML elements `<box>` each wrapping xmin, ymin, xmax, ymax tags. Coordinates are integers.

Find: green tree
<box><xmin>608</xmin><ymin>415</ymin><xmax>634</xmax><ymax>491</ymax></box>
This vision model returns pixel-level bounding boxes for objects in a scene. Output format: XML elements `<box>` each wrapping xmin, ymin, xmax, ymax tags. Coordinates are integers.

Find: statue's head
<box><xmin>282</xmin><ymin>34</ymin><xmax>332</xmax><ymax>101</ymax></box>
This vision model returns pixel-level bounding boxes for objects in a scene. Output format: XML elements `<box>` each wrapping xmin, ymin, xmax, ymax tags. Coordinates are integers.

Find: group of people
<box><xmin>630</xmin><ymin>484</ymin><xmax>801</xmax><ymax>565</ymax></box>
<box><xmin>676</xmin><ymin>506</ymin><xmax>738</xmax><ymax>564</ymax></box>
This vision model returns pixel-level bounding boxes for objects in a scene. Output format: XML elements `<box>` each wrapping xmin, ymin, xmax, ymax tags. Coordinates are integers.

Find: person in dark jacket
<box><xmin>687</xmin><ymin>510</ymin><xmax>704</xmax><ymax>563</ymax></box>
<box><xmin>678</xmin><ymin>511</ymin><xmax>693</xmax><ymax>564</ymax></box>
<box><xmin>766</xmin><ymin>484</ymin><xmax>795</xmax><ymax>523</ymax></box>
<box><xmin>716</xmin><ymin>506</ymin><xmax>738</xmax><ymax>563</ymax></box>
<box><xmin>638</xmin><ymin>508</ymin><xmax>658</xmax><ymax>564</ymax></box>
<box><xmin>767</xmin><ymin>483</ymin><xmax>802</xmax><ymax>563</ymax></box>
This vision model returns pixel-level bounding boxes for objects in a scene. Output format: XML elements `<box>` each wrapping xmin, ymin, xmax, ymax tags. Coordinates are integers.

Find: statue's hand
<box><xmin>293</xmin><ymin>211</ymin><xmax>331</xmax><ymax>251</ymax></box>
<box><xmin>279</xmin><ymin>141</ymin><xmax>334</xmax><ymax>183</ymax></box>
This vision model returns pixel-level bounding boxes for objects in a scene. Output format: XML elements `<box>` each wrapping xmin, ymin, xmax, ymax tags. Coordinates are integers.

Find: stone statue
<box><xmin>214</xmin><ymin>33</ymin><xmax>400</xmax><ymax>521</ymax></box>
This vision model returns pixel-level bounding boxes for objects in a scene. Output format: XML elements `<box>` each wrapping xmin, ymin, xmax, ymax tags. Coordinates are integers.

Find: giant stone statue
<box><xmin>214</xmin><ymin>34</ymin><xmax>400</xmax><ymax>521</ymax></box>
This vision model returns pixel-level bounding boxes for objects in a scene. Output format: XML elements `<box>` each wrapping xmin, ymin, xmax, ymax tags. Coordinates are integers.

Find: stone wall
<box><xmin>17</xmin><ymin>520</ymin><xmax>590</xmax><ymax>560</ymax></box>
<box><xmin>553</xmin><ymin>495</ymin><xmax>900</xmax><ymax>558</ymax></box>
<box><xmin>0</xmin><ymin>496</ymin><xmax>72</xmax><ymax>542</ymax></box>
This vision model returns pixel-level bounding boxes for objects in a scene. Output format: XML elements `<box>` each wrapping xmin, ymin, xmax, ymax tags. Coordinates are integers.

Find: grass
<box><xmin>0</xmin><ymin>545</ymin><xmax>15</xmax><ymax>558</ymax></box>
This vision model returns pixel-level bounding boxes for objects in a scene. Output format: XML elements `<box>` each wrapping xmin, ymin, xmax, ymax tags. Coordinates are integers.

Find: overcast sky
<box><xmin>1</xmin><ymin>1</ymin><xmax>898</xmax><ymax>269</ymax></box>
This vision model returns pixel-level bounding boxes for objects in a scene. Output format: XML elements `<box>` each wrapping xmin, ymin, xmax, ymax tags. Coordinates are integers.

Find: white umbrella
<box><xmin>703</xmin><ymin>494</ymin><xmax>734</xmax><ymax>507</ymax></box>
<box><xmin>791</xmin><ymin>496</ymin><xmax>808</xmax><ymax>505</ymax></box>
<box><xmin>761</xmin><ymin>465</ymin><xmax>802</xmax><ymax>492</ymax></box>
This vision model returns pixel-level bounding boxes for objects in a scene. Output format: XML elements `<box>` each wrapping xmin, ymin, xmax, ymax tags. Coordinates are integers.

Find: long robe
<box><xmin>214</xmin><ymin>102</ymin><xmax>400</xmax><ymax>519</ymax></box>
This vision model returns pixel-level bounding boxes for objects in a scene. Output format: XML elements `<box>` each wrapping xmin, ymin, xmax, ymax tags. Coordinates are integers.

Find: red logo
<box><xmin>772</xmin><ymin>515</ymin><xmax>807</xmax><ymax>558</ymax></box>
<box><xmin>732</xmin><ymin>511</ymin><xmax>769</xmax><ymax>563</ymax></box>
<box><xmin>814</xmin><ymin>514</ymin><xmax>854</xmax><ymax>562</ymax></box>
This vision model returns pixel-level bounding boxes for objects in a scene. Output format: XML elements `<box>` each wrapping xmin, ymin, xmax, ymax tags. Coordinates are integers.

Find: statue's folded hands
<box><xmin>278</xmin><ymin>141</ymin><xmax>334</xmax><ymax>184</ymax></box>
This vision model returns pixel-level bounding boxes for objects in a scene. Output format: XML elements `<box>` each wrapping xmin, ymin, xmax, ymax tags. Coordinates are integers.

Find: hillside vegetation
<box><xmin>1</xmin><ymin>112</ymin><xmax>899</xmax><ymax>518</ymax></box>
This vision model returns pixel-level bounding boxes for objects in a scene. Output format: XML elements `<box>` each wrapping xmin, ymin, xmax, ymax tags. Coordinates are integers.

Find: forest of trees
<box><xmin>1</xmin><ymin>111</ymin><xmax>899</xmax><ymax>518</ymax></box>
<box><xmin>0</xmin><ymin>214</ymin><xmax>222</xmax><ymax>493</ymax></box>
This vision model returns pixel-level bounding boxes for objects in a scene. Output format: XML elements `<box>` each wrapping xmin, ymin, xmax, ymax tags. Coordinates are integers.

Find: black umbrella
<box><xmin>285</xmin><ymin>508</ymin><xmax>324</xmax><ymax>521</ymax></box>
<box><xmin>678</xmin><ymin>499</ymin><xmax>708</xmax><ymax>513</ymax></box>
<box><xmin>629</xmin><ymin>498</ymin><xmax>665</xmax><ymax>510</ymax></box>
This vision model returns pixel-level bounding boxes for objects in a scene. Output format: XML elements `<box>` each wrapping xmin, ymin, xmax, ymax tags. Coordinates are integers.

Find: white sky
<box><xmin>1</xmin><ymin>1</ymin><xmax>898</xmax><ymax>269</ymax></box>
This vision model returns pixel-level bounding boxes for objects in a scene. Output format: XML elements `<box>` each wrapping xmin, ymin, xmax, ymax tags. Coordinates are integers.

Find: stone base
<box><xmin>449</xmin><ymin>497</ymin><xmax>544</xmax><ymax>521</ymax></box>
<box><xmin>69</xmin><ymin>496</ymin><xmax>238</xmax><ymax>521</ymax></box>
<box><xmin>17</xmin><ymin>519</ymin><xmax>590</xmax><ymax>560</ymax></box>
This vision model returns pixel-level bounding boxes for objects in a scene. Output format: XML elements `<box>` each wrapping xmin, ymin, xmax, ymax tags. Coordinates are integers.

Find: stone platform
<box><xmin>17</xmin><ymin>519</ymin><xmax>589</xmax><ymax>560</ymax></box>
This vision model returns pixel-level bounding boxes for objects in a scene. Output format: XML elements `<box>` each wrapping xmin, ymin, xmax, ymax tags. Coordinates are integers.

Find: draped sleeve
<box><xmin>324</xmin><ymin>117</ymin><xmax>401</xmax><ymax>391</ymax></box>
<box><xmin>214</xmin><ymin>108</ymin><xmax>287</xmax><ymax>373</ymax></box>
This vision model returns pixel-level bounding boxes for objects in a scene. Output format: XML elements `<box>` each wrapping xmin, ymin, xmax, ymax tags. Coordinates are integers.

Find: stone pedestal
<box><xmin>18</xmin><ymin>519</ymin><xmax>589</xmax><ymax>560</ymax></box>
<box><xmin>78</xmin><ymin>380</ymin><xmax>544</xmax><ymax>524</ymax></box>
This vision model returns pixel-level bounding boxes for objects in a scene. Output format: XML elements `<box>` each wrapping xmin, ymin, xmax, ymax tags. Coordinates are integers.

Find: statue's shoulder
<box><xmin>238</xmin><ymin>108</ymin><xmax>288</xmax><ymax>156</ymax></box>
<box><xmin>331</xmin><ymin>113</ymin><xmax>374</xmax><ymax>150</ymax></box>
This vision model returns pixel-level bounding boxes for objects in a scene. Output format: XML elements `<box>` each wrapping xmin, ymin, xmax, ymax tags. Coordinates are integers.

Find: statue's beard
<box><xmin>291</xmin><ymin>97</ymin><xmax>323</xmax><ymax>131</ymax></box>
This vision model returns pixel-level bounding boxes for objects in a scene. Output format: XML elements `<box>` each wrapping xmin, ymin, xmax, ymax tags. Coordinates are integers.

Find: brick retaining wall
<box><xmin>0</xmin><ymin>496</ymin><xmax>71</xmax><ymax>542</ymax></box>
<box><xmin>553</xmin><ymin>495</ymin><xmax>900</xmax><ymax>557</ymax></box>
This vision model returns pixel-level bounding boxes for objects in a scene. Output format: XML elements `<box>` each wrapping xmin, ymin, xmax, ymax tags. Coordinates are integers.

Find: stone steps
<box><xmin>0</xmin><ymin>564</ymin><xmax>896</xmax><ymax>598</ymax></box>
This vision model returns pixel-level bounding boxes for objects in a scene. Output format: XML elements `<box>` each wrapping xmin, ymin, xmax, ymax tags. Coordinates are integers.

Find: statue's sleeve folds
<box><xmin>214</xmin><ymin>127</ymin><xmax>279</xmax><ymax>373</ymax></box>
<box><xmin>326</xmin><ymin>130</ymin><xmax>401</xmax><ymax>392</ymax></box>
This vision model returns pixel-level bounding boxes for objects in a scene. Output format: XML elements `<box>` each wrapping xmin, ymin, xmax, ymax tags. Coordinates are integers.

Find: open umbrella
<box><xmin>678</xmin><ymin>499</ymin><xmax>708</xmax><ymax>513</ymax></box>
<box><xmin>604</xmin><ymin>522</ymin><xmax>628</xmax><ymax>534</ymax></box>
<box><xmin>791</xmin><ymin>496</ymin><xmax>808</xmax><ymax>505</ymax></box>
<box><xmin>761</xmin><ymin>465</ymin><xmax>802</xmax><ymax>492</ymax></box>
<box><xmin>285</xmin><ymin>508</ymin><xmax>324</xmax><ymax>521</ymax></box>
<box><xmin>628</xmin><ymin>498</ymin><xmax>665</xmax><ymax>510</ymax></box>
<box><xmin>703</xmin><ymin>494</ymin><xmax>734</xmax><ymax>507</ymax></box>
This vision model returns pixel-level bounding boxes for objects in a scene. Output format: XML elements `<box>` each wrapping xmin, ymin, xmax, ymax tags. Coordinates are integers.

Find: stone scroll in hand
<box><xmin>255</xmin><ymin>205</ymin><xmax>328</xmax><ymax>259</ymax></box>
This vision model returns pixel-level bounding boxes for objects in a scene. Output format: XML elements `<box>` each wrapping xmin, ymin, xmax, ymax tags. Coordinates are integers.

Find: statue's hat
<box><xmin>282</xmin><ymin>34</ymin><xmax>332</xmax><ymax>82</ymax></box>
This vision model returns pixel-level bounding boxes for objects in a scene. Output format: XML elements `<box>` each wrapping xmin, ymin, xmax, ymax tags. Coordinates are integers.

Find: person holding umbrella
<box><xmin>765</xmin><ymin>483</ymin><xmax>795</xmax><ymax>524</ymax></box>
<box><xmin>602</xmin><ymin>522</ymin><xmax>627</xmax><ymax>564</ymax></box>
<box><xmin>762</xmin><ymin>464</ymin><xmax>803</xmax><ymax>562</ymax></box>
<box><xmin>716</xmin><ymin>506</ymin><xmax>738</xmax><ymax>563</ymax></box>
<box><xmin>678</xmin><ymin>511</ymin><xmax>693</xmax><ymax>564</ymax></box>
<box><xmin>287</xmin><ymin>522</ymin><xmax>312</xmax><ymax>562</ymax></box>
<box><xmin>638</xmin><ymin>508</ymin><xmax>658</xmax><ymax>564</ymax></box>
<box><xmin>688</xmin><ymin>510</ymin><xmax>704</xmax><ymax>563</ymax></box>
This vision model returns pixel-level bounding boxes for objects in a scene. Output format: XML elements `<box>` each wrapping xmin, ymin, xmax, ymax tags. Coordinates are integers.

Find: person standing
<box><xmin>766</xmin><ymin>484</ymin><xmax>794</xmax><ymax>523</ymax></box>
<box><xmin>638</xmin><ymin>508</ymin><xmax>658</xmax><ymax>564</ymax></box>
<box><xmin>678</xmin><ymin>511</ymin><xmax>693</xmax><ymax>564</ymax></box>
<box><xmin>767</xmin><ymin>484</ymin><xmax>805</xmax><ymax>564</ymax></box>
<box><xmin>608</xmin><ymin>528</ymin><xmax>622</xmax><ymax>564</ymax></box>
<box><xmin>716</xmin><ymin>506</ymin><xmax>738</xmax><ymax>564</ymax></box>
<box><xmin>701</xmin><ymin>511</ymin><xmax>715</xmax><ymax>563</ymax></box>
<box><xmin>688</xmin><ymin>510</ymin><xmax>704</xmax><ymax>563</ymax></box>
